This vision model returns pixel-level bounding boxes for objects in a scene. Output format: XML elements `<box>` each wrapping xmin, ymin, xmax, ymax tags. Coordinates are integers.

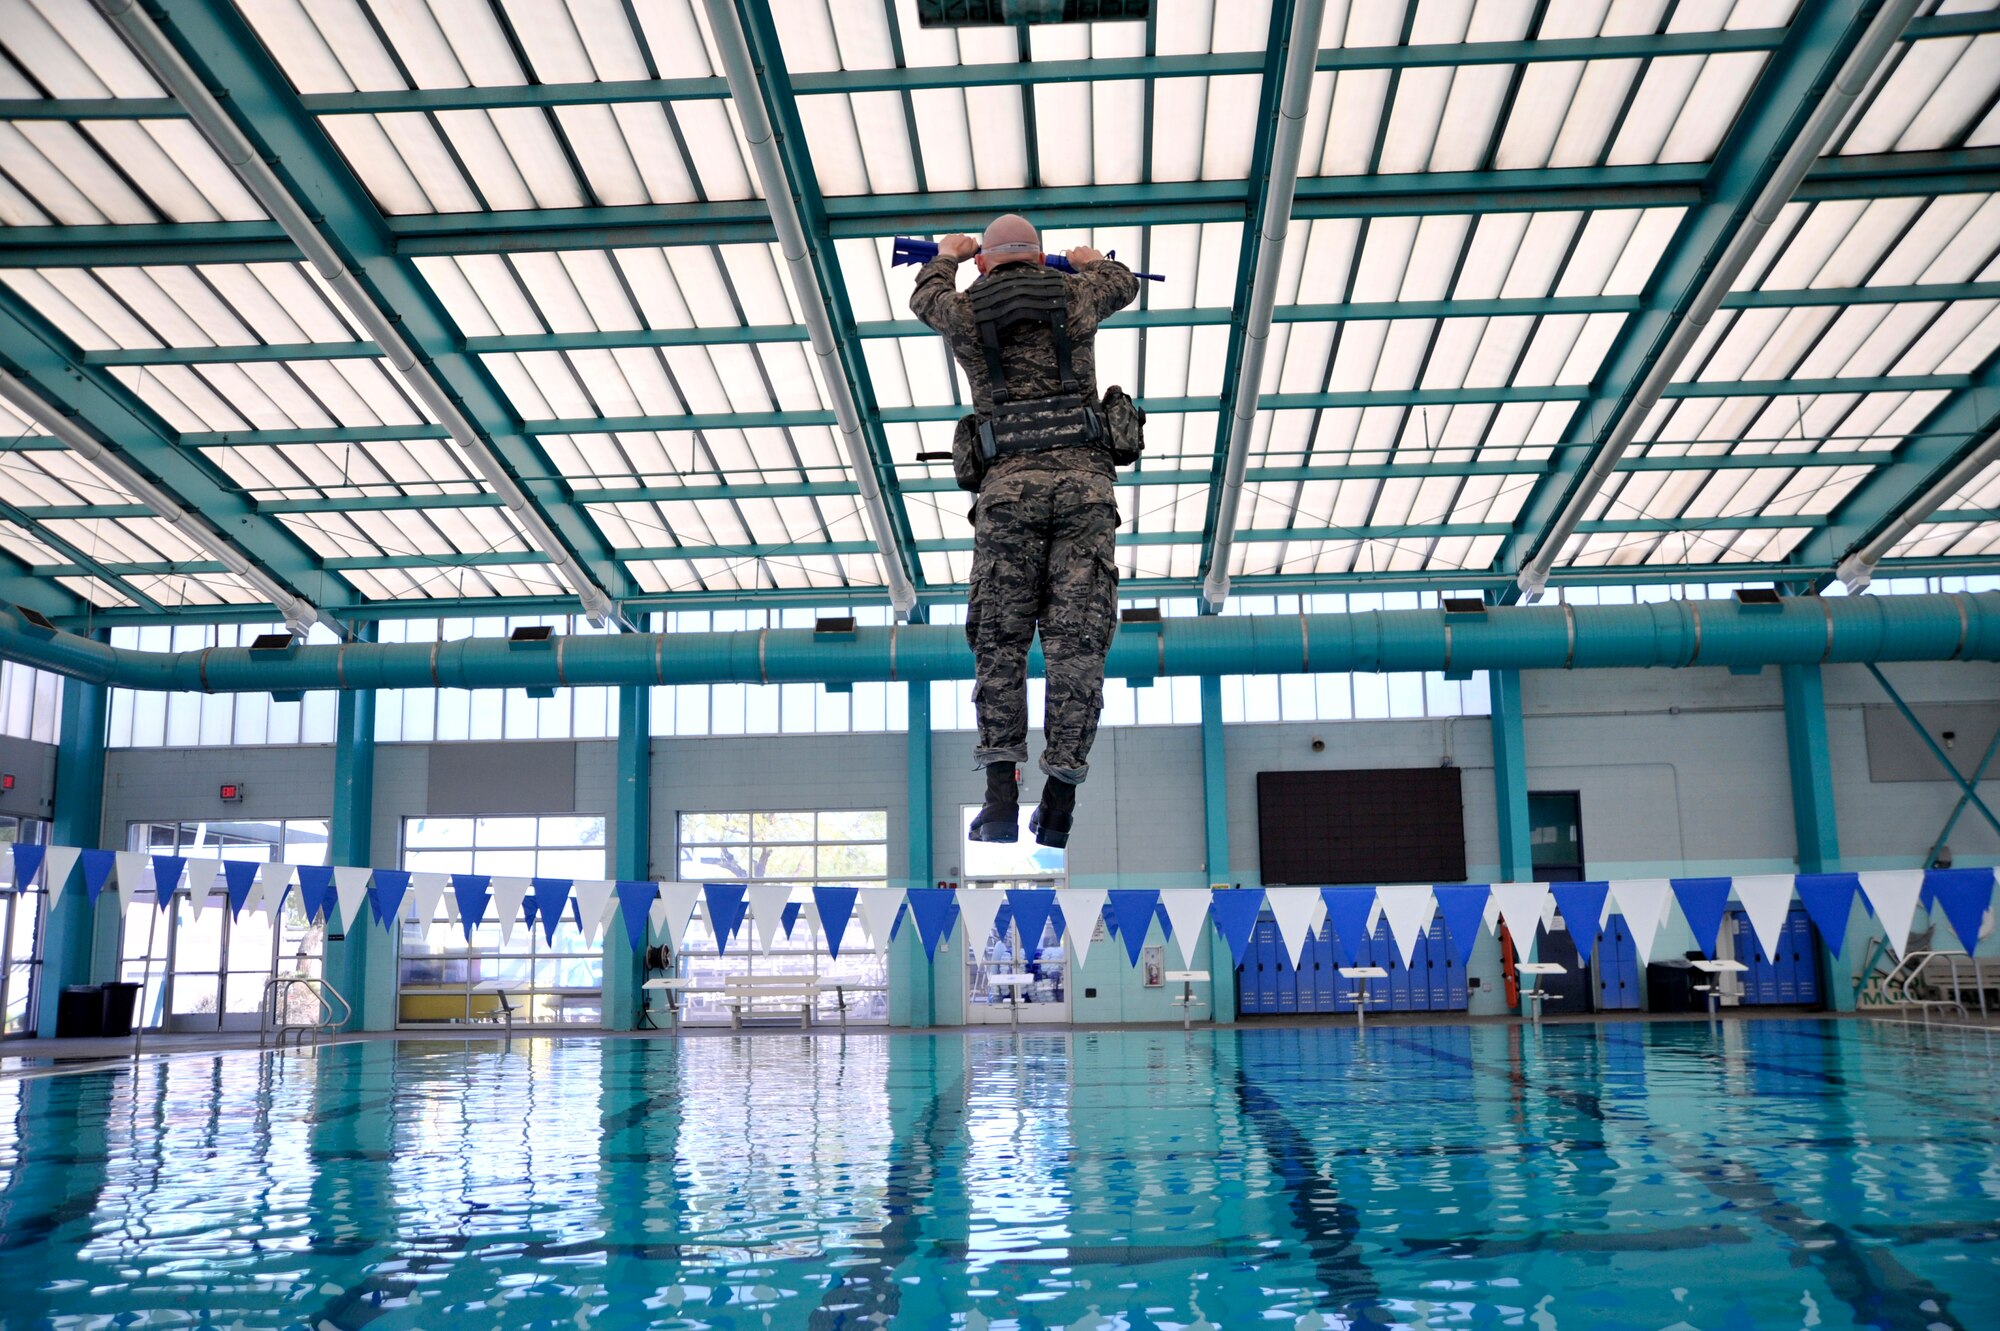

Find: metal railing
<box><xmin>259</xmin><ymin>975</ymin><xmax>351</xmax><ymax>1050</ymax></box>
<box><xmin>1876</xmin><ymin>951</ymin><xmax>1996</xmax><ymax>1022</ymax></box>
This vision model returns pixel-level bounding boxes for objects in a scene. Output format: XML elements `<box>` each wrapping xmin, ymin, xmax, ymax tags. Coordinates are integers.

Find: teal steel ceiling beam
<box><xmin>0</xmin><ymin>494</ymin><xmax>166</xmax><ymax>613</ymax></box>
<box><xmin>74</xmin><ymin>280</ymin><xmax>2000</xmax><ymax>368</ymax></box>
<box><xmin>706</xmin><ymin>0</ymin><xmax>919</xmax><ymax>613</ymax></box>
<box><xmin>116</xmin><ymin>0</ymin><xmax>626</xmax><ymax>622</ymax></box>
<box><xmin>12</xmin><ymin>449</ymin><xmax>1897</xmax><ymax>520</ymax></box>
<box><xmin>169</xmin><ymin>374</ymin><xmax>1963</xmax><ymax>446</ymax></box>
<box><xmin>1499</xmin><ymin>0</ymin><xmax>1920</xmax><ymax>598</ymax></box>
<box><xmin>10</xmin><ymin>592</ymin><xmax>1999</xmax><ymax>694</ymax></box>
<box><xmin>1796</xmin><ymin>349</ymin><xmax>2000</xmax><ymax>585</ymax></box>
<box><xmin>32</xmin><ymin>507</ymin><xmax>1870</xmax><ymax>579</ymax></box>
<box><xmin>0</xmin><ymin>549</ymin><xmax>83</xmax><ymax>620</ymax></box>
<box><xmin>9</xmin><ymin>147</ymin><xmax>1992</xmax><ymax>269</ymax></box>
<box><xmin>9</xmin><ymin>11</ymin><xmax>1991</xmax><ymax>122</ymax></box>
<box><xmin>287</xmin><ymin>28</ymin><xmax>1800</xmax><ymax>113</ymax></box>
<box><xmin>0</xmin><ymin>282</ymin><xmax>352</xmax><ymax>624</ymax></box>
<box><xmin>30</xmin><ymin>552</ymin><xmax>2000</xmax><ymax>630</ymax></box>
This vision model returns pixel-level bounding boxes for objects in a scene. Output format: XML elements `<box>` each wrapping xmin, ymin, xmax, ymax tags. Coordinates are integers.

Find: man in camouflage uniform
<box><xmin>911</xmin><ymin>214</ymin><xmax>1139</xmax><ymax>847</ymax></box>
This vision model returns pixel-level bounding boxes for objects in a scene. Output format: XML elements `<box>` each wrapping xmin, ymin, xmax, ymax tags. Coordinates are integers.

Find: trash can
<box><xmin>55</xmin><ymin>984</ymin><xmax>104</xmax><ymax>1038</ymax></box>
<box><xmin>100</xmin><ymin>982</ymin><xmax>142</xmax><ymax>1038</ymax></box>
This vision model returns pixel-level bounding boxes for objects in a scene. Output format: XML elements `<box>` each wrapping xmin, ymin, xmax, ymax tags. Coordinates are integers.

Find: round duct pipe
<box><xmin>3</xmin><ymin>594</ymin><xmax>1996</xmax><ymax>695</ymax></box>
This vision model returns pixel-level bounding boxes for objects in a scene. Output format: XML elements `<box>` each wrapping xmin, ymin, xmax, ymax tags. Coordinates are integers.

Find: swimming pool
<box><xmin>1</xmin><ymin>1020</ymin><xmax>1994</xmax><ymax>1329</ymax></box>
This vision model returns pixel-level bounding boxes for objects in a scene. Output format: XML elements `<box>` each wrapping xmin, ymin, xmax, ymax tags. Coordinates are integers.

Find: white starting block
<box><xmin>640</xmin><ymin>976</ymin><xmax>696</xmax><ymax>1031</ymax></box>
<box><xmin>1338</xmin><ymin>967</ymin><xmax>1388</xmax><ymax>1027</ymax></box>
<box><xmin>990</xmin><ymin>972</ymin><xmax>1036</xmax><ymax>1029</ymax></box>
<box><xmin>1515</xmin><ymin>962</ymin><xmax>1567</xmax><ymax>1024</ymax></box>
<box><xmin>1691</xmin><ymin>958</ymin><xmax>1747</xmax><ymax>1018</ymax></box>
<box><xmin>1166</xmin><ymin>970</ymin><xmax>1209</xmax><ymax>1029</ymax></box>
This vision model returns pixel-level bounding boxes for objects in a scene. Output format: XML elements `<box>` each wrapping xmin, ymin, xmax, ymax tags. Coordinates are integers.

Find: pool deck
<box><xmin>6</xmin><ymin>1006</ymin><xmax>1994</xmax><ymax>1075</ymax></box>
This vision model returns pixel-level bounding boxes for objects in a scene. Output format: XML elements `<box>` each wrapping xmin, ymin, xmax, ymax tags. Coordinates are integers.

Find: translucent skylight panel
<box><xmin>1840</xmin><ymin>31</ymin><xmax>1998</xmax><ymax>155</ymax></box>
<box><xmin>1872</xmin><ymin>194</ymin><xmax>2000</xmax><ymax>284</ymax></box>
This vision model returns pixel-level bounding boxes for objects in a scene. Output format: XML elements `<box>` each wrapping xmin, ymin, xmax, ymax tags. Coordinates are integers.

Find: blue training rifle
<box><xmin>891</xmin><ymin>236</ymin><xmax>1165</xmax><ymax>281</ymax></box>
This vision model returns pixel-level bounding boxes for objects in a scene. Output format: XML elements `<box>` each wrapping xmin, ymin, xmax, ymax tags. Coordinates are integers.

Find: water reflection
<box><xmin>0</xmin><ymin>1021</ymin><xmax>1995</xmax><ymax>1329</ymax></box>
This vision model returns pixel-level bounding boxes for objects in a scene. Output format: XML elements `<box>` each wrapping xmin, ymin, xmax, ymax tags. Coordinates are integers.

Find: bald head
<box><xmin>977</xmin><ymin>214</ymin><xmax>1041</xmax><ymax>274</ymax></box>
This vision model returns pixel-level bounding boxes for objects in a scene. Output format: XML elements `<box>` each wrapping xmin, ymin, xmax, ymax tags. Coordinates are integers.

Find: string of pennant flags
<box><xmin>4</xmin><ymin>841</ymin><xmax>1993</xmax><ymax>973</ymax></box>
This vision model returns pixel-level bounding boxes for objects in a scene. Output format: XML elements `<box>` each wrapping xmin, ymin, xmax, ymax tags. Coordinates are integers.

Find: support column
<box><xmin>1489</xmin><ymin>668</ymin><xmax>1533</xmax><ymax>883</ymax></box>
<box><xmin>36</xmin><ymin>665</ymin><xmax>114</xmax><ymax>1037</ymax></box>
<box><xmin>1780</xmin><ymin>663</ymin><xmax>1840</xmax><ymax>875</ymax></box>
<box><xmin>1200</xmin><ymin>674</ymin><xmax>1236</xmax><ymax>1021</ymax></box>
<box><xmin>603</xmin><ymin>663</ymin><xmax>651</xmax><ymax>1032</ymax></box>
<box><xmin>1782</xmin><ymin>662</ymin><xmax>1851</xmax><ymax>1012</ymax></box>
<box><xmin>891</xmin><ymin>680</ymin><xmax>935</xmax><ymax>1027</ymax></box>
<box><xmin>323</xmin><ymin>650</ymin><xmax>390</xmax><ymax>1031</ymax></box>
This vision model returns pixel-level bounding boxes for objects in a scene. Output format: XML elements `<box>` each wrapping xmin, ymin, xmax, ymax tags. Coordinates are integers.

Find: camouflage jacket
<box><xmin>910</xmin><ymin>254</ymin><xmax>1140</xmax><ymax>481</ymax></box>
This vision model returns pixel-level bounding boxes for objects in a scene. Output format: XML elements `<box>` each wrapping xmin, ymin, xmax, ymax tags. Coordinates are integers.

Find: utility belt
<box><xmin>975</xmin><ymin>392</ymin><xmax>1105</xmax><ymax>462</ymax></box>
<box><xmin>953</xmin><ymin>386</ymin><xmax>1144</xmax><ymax>492</ymax></box>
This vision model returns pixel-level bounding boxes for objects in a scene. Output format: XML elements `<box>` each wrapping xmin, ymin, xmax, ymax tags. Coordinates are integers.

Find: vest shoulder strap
<box><xmin>966</xmin><ymin>265</ymin><xmax>1076</xmax><ymax>403</ymax></box>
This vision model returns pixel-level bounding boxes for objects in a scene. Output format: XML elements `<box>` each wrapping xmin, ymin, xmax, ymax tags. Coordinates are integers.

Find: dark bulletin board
<box><xmin>1257</xmin><ymin>768</ymin><xmax>1467</xmax><ymax>886</ymax></box>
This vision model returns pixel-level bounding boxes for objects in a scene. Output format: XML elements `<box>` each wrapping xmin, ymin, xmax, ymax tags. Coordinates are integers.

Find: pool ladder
<box><xmin>1876</xmin><ymin>950</ymin><xmax>1991</xmax><ymax>1023</ymax></box>
<box><xmin>259</xmin><ymin>975</ymin><xmax>352</xmax><ymax>1050</ymax></box>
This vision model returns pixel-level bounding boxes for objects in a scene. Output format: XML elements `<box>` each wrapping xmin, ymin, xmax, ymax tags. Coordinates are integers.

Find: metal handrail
<box><xmin>1877</xmin><ymin>951</ymin><xmax>1974</xmax><ymax>1021</ymax></box>
<box><xmin>259</xmin><ymin>974</ymin><xmax>352</xmax><ymax>1050</ymax></box>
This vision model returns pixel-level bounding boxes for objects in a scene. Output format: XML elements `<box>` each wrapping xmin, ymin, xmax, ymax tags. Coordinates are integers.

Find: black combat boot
<box><xmin>969</xmin><ymin>764</ymin><xmax>1019</xmax><ymax>843</ymax></box>
<box><xmin>1028</xmin><ymin>777</ymin><xmax>1077</xmax><ymax>848</ymax></box>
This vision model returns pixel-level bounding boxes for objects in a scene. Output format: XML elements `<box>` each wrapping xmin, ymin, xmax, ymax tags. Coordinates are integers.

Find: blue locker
<box><xmin>1597</xmin><ymin>914</ymin><xmax>1640</xmax><ymax>1011</ymax></box>
<box><xmin>1275</xmin><ymin>920</ymin><xmax>1300</xmax><ymax>1014</ymax></box>
<box><xmin>1251</xmin><ymin>919</ymin><xmax>1278</xmax><ymax>1013</ymax></box>
<box><xmin>1426</xmin><ymin>914</ymin><xmax>1450</xmax><ymax>1007</ymax></box>
<box><xmin>1410</xmin><ymin>924</ymin><xmax>1432</xmax><ymax>1012</ymax></box>
<box><xmin>1312</xmin><ymin>923</ymin><xmax>1338</xmax><ymax>1011</ymax></box>
<box><xmin>1795</xmin><ymin>910</ymin><xmax>1822</xmax><ymax>1007</ymax></box>
<box><xmin>1375</xmin><ymin>921</ymin><xmax>1409</xmax><ymax>1012</ymax></box>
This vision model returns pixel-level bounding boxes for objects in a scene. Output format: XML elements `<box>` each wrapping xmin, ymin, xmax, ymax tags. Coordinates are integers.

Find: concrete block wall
<box><xmin>75</xmin><ymin>656</ymin><xmax>2000</xmax><ymax>1031</ymax></box>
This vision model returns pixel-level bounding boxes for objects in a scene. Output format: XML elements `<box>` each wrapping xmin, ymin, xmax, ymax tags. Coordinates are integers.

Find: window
<box><xmin>651</xmin><ymin>608</ymin><xmax>904</xmax><ymax>737</ymax></box>
<box><xmin>2</xmin><ymin>815</ymin><xmax>49</xmax><ymax>1036</ymax></box>
<box><xmin>397</xmin><ymin>815</ymin><xmax>607</xmax><ymax>1026</ymax></box>
<box><xmin>107</xmin><ymin>623</ymin><xmax>343</xmax><ymax>748</ymax></box>
<box><xmin>674</xmin><ymin>810</ymin><xmax>890</xmax><ymax>1024</ymax></box>
<box><xmin>0</xmin><ymin>662</ymin><xmax>60</xmax><ymax>744</ymax></box>
<box><xmin>123</xmin><ymin>820</ymin><xmax>329</xmax><ymax>1032</ymax></box>
<box><xmin>375</xmin><ymin>616</ymin><xmax>618</xmax><ymax>743</ymax></box>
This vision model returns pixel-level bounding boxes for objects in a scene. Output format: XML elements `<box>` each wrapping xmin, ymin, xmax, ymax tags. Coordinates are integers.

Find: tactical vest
<box><xmin>967</xmin><ymin>263</ymin><xmax>1105</xmax><ymax>462</ymax></box>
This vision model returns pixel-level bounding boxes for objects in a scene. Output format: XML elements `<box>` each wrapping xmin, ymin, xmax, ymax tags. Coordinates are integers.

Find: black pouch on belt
<box><xmin>1100</xmin><ymin>385</ymin><xmax>1146</xmax><ymax>467</ymax></box>
<box><xmin>952</xmin><ymin>412</ymin><xmax>988</xmax><ymax>493</ymax></box>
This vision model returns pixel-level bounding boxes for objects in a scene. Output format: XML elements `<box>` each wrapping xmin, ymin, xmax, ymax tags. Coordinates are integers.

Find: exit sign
<box><xmin>219</xmin><ymin>783</ymin><xmax>243</xmax><ymax>803</ymax></box>
<box><xmin>0</xmin><ymin>774</ymin><xmax>13</xmax><ymax>792</ymax></box>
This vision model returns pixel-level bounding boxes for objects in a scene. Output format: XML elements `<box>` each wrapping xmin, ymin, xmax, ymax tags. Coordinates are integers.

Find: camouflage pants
<box><xmin>965</xmin><ymin>468</ymin><xmax>1119</xmax><ymax>783</ymax></box>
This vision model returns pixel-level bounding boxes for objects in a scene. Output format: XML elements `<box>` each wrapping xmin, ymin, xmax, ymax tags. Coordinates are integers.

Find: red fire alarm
<box><xmin>219</xmin><ymin>783</ymin><xmax>243</xmax><ymax>803</ymax></box>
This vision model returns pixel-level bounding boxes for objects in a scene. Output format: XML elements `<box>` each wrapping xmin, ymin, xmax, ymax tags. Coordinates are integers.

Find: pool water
<box><xmin>1</xmin><ymin>1020</ymin><xmax>1995</xmax><ymax>1329</ymax></box>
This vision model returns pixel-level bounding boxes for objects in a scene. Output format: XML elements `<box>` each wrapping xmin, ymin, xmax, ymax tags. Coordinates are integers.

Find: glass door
<box><xmin>965</xmin><ymin>877</ymin><xmax>1070</xmax><ymax>1023</ymax></box>
<box><xmin>124</xmin><ymin>820</ymin><xmax>328</xmax><ymax>1032</ymax></box>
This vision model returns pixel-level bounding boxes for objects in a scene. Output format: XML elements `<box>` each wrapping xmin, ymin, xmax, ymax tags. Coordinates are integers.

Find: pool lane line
<box><xmin>1208</xmin><ymin>1039</ymin><xmax>1388</xmax><ymax>1328</ymax></box>
<box><xmin>1369</xmin><ymin>1026</ymin><xmax>1976</xmax><ymax>1331</ymax></box>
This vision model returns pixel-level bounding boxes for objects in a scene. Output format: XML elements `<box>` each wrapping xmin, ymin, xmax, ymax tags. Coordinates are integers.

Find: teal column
<box><xmin>906</xmin><ymin>679</ymin><xmax>933</xmax><ymax>892</ymax></box>
<box><xmin>890</xmin><ymin>680</ymin><xmax>935</xmax><ymax>1027</ymax></box>
<box><xmin>1781</xmin><ymin>662</ymin><xmax>1849</xmax><ymax>1011</ymax></box>
<box><xmin>603</xmin><ymin>658</ymin><xmax>651</xmax><ymax>1032</ymax></box>
<box><xmin>1780</xmin><ymin>663</ymin><xmax>1840</xmax><ymax>874</ymax></box>
<box><xmin>36</xmin><ymin>664</ymin><xmax>115</xmax><ymax>1037</ymax></box>
<box><xmin>1200</xmin><ymin>674</ymin><xmax>1236</xmax><ymax>1021</ymax></box>
<box><xmin>1489</xmin><ymin>668</ymin><xmax>1533</xmax><ymax>883</ymax></box>
<box><xmin>323</xmin><ymin>640</ymin><xmax>390</xmax><ymax>1032</ymax></box>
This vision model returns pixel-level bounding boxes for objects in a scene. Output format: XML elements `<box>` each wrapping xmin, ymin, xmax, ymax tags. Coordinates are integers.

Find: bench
<box><xmin>720</xmin><ymin>975</ymin><xmax>821</xmax><ymax>1029</ymax></box>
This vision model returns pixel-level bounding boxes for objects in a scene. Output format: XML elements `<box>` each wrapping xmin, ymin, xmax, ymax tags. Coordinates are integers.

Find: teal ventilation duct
<box><xmin>4</xmin><ymin>594</ymin><xmax>1995</xmax><ymax>694</ymax></box>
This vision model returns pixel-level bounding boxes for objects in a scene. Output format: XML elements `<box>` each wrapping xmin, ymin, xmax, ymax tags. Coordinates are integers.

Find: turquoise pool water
<box><xmin>1</xmin><ymin>1020</ymin><xmax>1995</xmax><ymax>1329</ymax></box>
